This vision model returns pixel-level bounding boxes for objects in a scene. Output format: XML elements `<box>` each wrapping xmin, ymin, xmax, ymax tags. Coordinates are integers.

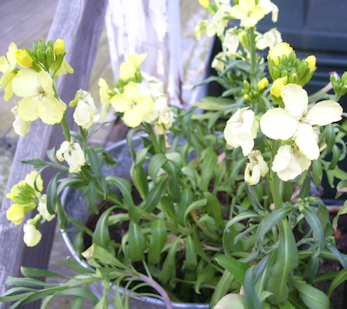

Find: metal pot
<box><xmin>61</xmin><ymin>136</ymin><xmax>209</xmax><ymax>309</ymax></box>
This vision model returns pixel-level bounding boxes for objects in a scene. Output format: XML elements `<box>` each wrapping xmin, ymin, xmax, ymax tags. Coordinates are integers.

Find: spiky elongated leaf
<box><xmin>93</xmin><ymin>206</ymin><xmax>118</xmax><ymax>249</ymax></box>
<box><xmin>302</xmin><ymin>207</ymin><xmax>326</xmax><ymax>249</ymax></box>
<box><xmin>200</xmin><ymin>147</ymin><xmax>218</xmax><ymax>191</ymax></box>
<box><xmin>128</xmin><ymin>222</ymin><xmax>147</xmax><ymax>262</ymax></box>
<box><xmin>167</xmin><ymin>160</ymin><xmax>181</xmax><ymax>202</ymax></box>
<box><xmin>216</xmin><ymin>256</ymin><xmax>249</xmax><ymax>285</ymax></box>
<box><xmin>148</xmin><ymin>219</ymin><xmax>167</xmax><ymax>264</ymax></box>
<box><xmin>158</xmin><ymin>236</ymin><xmax>181</xmax><ymax>284</ymax></box>
<box><xmin>244</xmin><ymin>267</ymin><xmax>262</xmax><ymax>309</ymax></box>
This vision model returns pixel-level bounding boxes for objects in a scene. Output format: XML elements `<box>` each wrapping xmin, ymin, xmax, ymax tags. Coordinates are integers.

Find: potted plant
<box><xmin>2</xmin><ymin>1</ymin><xmax>347</xmax><ymax>308</ymax></box>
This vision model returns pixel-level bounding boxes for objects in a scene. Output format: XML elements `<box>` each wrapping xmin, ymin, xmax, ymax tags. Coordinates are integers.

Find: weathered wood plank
<box><xmin>0</xmin><ymin>1</ymin><xmax>108</xmax><ymax>308</ymax></box>
<box><xmin>105</xmin><ymin>0</ymin><xmax>183</xmax><ymax>106</ymax></box>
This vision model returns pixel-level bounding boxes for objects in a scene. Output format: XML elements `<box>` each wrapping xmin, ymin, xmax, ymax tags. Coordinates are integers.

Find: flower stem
<box><xmin>143</xmin><ymin>122</ymin><xmax>161</xmax><ymax>154</ymax></box>
<box><xmin>249</xmin><ymin>27</ymin><xmax>257</xmax><ymax>84</ymax></box>
<box><xmin>61</xmin><ymin>114</ymin><xmax>71</xmax><ymax>142</ymax></box>
<box><xmin>270</xmin><ymin>140</ymin><xmax>283</xmax><ymax>210</ymax></box>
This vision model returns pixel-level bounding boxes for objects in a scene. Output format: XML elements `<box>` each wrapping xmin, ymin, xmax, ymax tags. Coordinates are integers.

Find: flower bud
<box><xmin>23</xmin><ymin>219</ymin><xmax>42</xmax><ymax>247</ymax></box>
<box><xmin>280</xmin><ymin>54</ymin><xmax>288</xmax><ymax>66</ymax></box>
<box><xmin>280</xmin><ymin>69</ymin><xmax>288</xmax><ymax>78</ymax></box>
<box><xmin>257</xmin><ymin>78</ymin><xmax>269</xmax><ymax>90</ymax></box>
<box><xmin>268</xmin><ymin>42</ymin><xmax>293</xmax><ymax>65</ymax></box>
<box><xmin>270</xmin><ymin>67</ymin><xmax>281</xmax><ymax>80</ymax></box>
<box><xmin>305</xmin><ymin>55</ymin><xmax>316</xmax><ymax>72</ymax></box>
<box><xmin>288</xmin><ymin>51</ymin><xmax>297</xmax><ymax>64</ymax></box>
<box><xmin>199</xmin><ymin>0</ymin><xmax>209</xmax><ymax>8</ymax></box>
<box><xmin>6</xmin><ymin>204</ymin><xmax>25</xmax><ymax>225</ymax></box>
<box><xmin>270</xmin><ymin>76</ymin><xmax>288</xmax><ymax>98</ymax></box>
<box><xmin>342</xmin><ymin>72</ymin><xmax>347</xmax><ymax>84</ymax></box>
<box><xmin>38</xmin><ymin>38</ymin><xmax>46</xmax><ymax>49</ymax></box>
<box><xmin>243</xmin><ymin>80</ymin><xmax>250</xmax><ymax>90</ymax></box>
<box><xmin>54</xmin><ymin>39</ymin><xmax>65</xmax><ymax>55</ymax></box>
<box><xmin>296</xmin><ymin>60</ymin><xmax>308</xmax><ymax>80</ymax></box>
<box><xmin>37</xmin><ymin>48</ymin><xmax>47</xmax><ymax>67</ymax></box>
<box><xmin>288</xmin><ymin>71</ymin><xmax>298</xmax><ymax>84</ymax></box>
<box><xmin>47</xmin><ymin>40</ymin><xmax>54</xmax><ymax>49</ymax></box>
<box><xmin>15</xmin><ymin>50</ymin><xmax>33</xmax><ymax>68</ymax></box>
<box><xmin>46</xmin><ymin>47</ymin><xmax>54</xmax><ymax>68</ymax></box>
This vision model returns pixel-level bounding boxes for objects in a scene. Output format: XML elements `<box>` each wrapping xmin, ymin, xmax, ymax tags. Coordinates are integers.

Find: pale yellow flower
<box><xmin>195</xmin><ymin>20</ymin><xmax>209</xmax><ymax>41</ymax></box>
<box><xmin>127</xmin><ymin>53</ymin><xmax>147</xmax><ymax>68</ymax></box>
<box><xmin>98</xmin><ymin>78</ymin><xmax>112</xmax><ymax>122</ymax></box>
<box><xmin>207</xmin><ymin>5</ymin><xmax>230</xmax><ymax>36</ymax></box>
<box><xmin>230</xmin><ymin>0</ymin><xmax>265</xmax><ymax>28</ymax></box>
<box><xmin>119</xmin><ymin>63</ymin><xmax>137</xmax><ymax>80</ymax></box>
<box><xmin>270</xmin><ymin>76</ymin><xmax>287</xmax><ymax>97</ymax></box>
<box><xmin>272</xmin><ymin>144</ymin><xmax>311</xmax><ymax>181</ymax></box>
<box><xmin>268</xmin><ymin>42</ymin><xmax>293</xmax><ymax>65</ymax></box>
<box><xmin>261</xmin><ymin>84</ymin><xmax>343</xmax><ymax>160</ymax></box>
<box><xmin>156</xmin><ymin>108</ymin><xmax>174</xmax><ymax>133</ymax></box>
<box><xmin>0</xmin><ymin>42</ymin><xmax>18</xmax><ymax>101</ymax></box>
<box><xmin>111</xmin><ymin>82</ymin><xmax>154</xmax><ymax>127</ymax></box>
<box><xmin>37</xmin><ymin>195</ymin><xmax>55</xmax><ymax>221</ymax></box>
<box><xmin>305</xmin><ymin>55</ymin><xmax>316</xmax><ymax>71</ymax></box>
<box><xmin>6</xmin><ymin>204</ymin><xmax>25</xmax><ymax>225</ymax></box>
<box><xmin>224</xmin><ymin>107</ymin><xmax>259</xmax><ymax>156</ymax></box>
<box><xmin>55</xmin><ymin>59</ymin><xmax>74</xmax><ymax>77</ymax></box>
<box><xmin>199</xmin><ymin>0</ymin><xmax>209</xmax><ymax>9</ymax></box>
<box><xmin>244</xmin><ymin>150</ymin><xmax>269</xmax><ymax>185</ymax></box>
<box><xmin>223</xmin><ymin>27</ymin><xmax>240</xmax><ymax>54</ymax></box>
<box><xmin>12</xmin><ymin>70</ymin><xmax>66</xmax><ymax>125</ymax></box>
<box><xmin>11</xmin><ymin>105</ymin><xmax>30</xmax><ymax>137</ymax></box>
<box><xmin>258</xmin><ymin>0</ymin><xmax>278</xmax><ymax>22</ymax></box>
<box><xmin>212</xmin><ymin>52</ymin><xmax>227</xmax><ymax>72</ymax></box>
<box><xmin>73</xmin><ymin>90</ymin><xmax>97</xmax><ymax>129</ymax></box>
<box><xmin>23</xmin><ymin>217</ymin><xmax>42</xmax><ymax>247</ymax></box>
<box><xmin>56</xmin><ymin>138</ymin><xmax>85</xmax><ymax>173</ymax></box>
<box><xmin>256</xmin><ymin>28</ymin><xmax>282</xmax><ymax>50</ymax></box>
<box><xmin>6</xmin><ymin>171</ymin><xmax>43</xmax><ymax>200</ymax></box>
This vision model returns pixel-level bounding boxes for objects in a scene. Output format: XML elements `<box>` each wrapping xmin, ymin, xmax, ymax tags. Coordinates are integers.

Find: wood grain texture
<box><xmin>0</xmin><ymin>0</ymin><xmax>108</xmax><ymax>307</ymax></box>
<box><xmin>105</xmin><ymin>0</ymin><xmax>183</xmax><ymax>106</ymax></box>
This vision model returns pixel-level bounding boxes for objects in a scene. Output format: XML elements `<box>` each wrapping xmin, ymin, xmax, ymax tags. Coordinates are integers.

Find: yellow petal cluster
<box><xmin>15</xmin><ymin>50</ymin><xmax>33</xmax><ymax>68</ymax></box>
<box><xmin>54</xmin><ymin>39</ymin><xmax>65</xmax><ymax>55</ymax></box>
<box><xmin>230</xmin><ymin>0</ymin><xmax>265</xmax><ymax>28</ymax></box>
<box><xmin>56</xmin><ymin>139</ymin><xmax>86</xmax><ymax>173</ymax></box>
<box><xmin>0</xmin><ymin>42</ymin><xmax>18</xmax><ymax>101</ymax></box>
<box><xmin>268</xmin><ymin>42</ymin><xmax>293</xmax><ymax>65</ymax></box>
<box><xmin>244</xmin><ymin>150</ymin><xmax>269</xmax><ymax>185</ymax></box>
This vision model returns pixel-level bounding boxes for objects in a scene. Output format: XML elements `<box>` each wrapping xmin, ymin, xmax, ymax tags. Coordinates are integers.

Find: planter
<box><xmin>61</xmin><ymin>136</ymin><xmax>209</xmax><ymax>309</ymax></box>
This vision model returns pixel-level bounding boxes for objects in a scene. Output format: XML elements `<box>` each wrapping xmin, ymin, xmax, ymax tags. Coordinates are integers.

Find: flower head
<box><xmin>73</xmin><ymin>90</ymin><xmax>97</xmax><ymax>129</ymax></box>
<box><xmin>230</xmin><ymin>0</ymin><xmax>265</xmax><ymax>28</ymax></box>
<box><xmin>256</xmin><ymin>28</ymin><xmax>282</xmax><ymax>50</ymax></box>
<box><xmin>111</xmin><ymin>82</ymin><xmax>154</xmax><ymax>127</ymax></box>
<box><xmin>54</xmin><ymin>39</ymin><xmax>65</xmax><ymax>55</ymax></box>
<box><xmin>0</xmin><ymin>42</ymin><xmax>18</xmax><ymax>101</ymax></box>
<box><xmin>224</xmin><ymin>107</ymin><xmax>259</xmax><ymax>156</ymax></box>
<box><xmin>268</xmin><ymin>42</ymin><xmax>293</xmax><ymax>65</ymax></box>
<box><xmin>257</xmin><ymin>77</ymin><xmax>269</xmax><ymax>90</ymax></box>
<box><xmin>23</xmin><ymin>215</ymin><xmax>42</xmax><ymax>247</ymax></box>
<box><xmin>56</xmin><ymin>138</ymin><xmax>85</xmax><ymax>173</ymax></box>
<box><xmin>12</xmin><ymin>70</ymin><xmax>66</xmax><ymax>125</ymax></box>
<box><xmin>270</xmin><ymin>76</ymin><xmax>287</xmax><ymax>98</ymax></box>
<box><xmin>37</xmin><ymin>195</ymin><xmax>55</xmax><ymax>221</ymax></box>
<box><xmin>261</xmin><ymin>84</ymin><xmax>343</xmax><ymax>160</ymax></box>
<box><xmin>15</xmin><ymin>50</ymin><xmax>33</xmax><ymax>68</ymax></box>
<box><xmin>223</xmin><ymin>27</ymin><xmax>240</xmax><ymax>54</ymax></box>
<box><xmin>11</xmin><ymin>105</ymin><xmax>30</xmax><ymax>137</ymax></box>
<box><xmin>244</xmin><ymin>150</ymin><xmax>269</xmax><ymax>185</ymax></box>
<box><xmin>98</xmin><ymin>78</ymin><xmax>113</xmax><ymax>122</ymax></box>
<box><xmin>127</xmin><ymin>53</ymin><xmax>147</xmax><ymax>68</ymax></box>
<box><xmin>258</xmin><ymin>0</ymin><xmax>279</xmax><ymax>22</ymax></box>
<box><xmin>119</xmin><ymin>63</ymin><xmax>137</xmax><ymax>80</ymax></box>
<box><xmin>6</xmin><ymin>204</ymin><xmax>25</xmax><ymax>225</ymax></box>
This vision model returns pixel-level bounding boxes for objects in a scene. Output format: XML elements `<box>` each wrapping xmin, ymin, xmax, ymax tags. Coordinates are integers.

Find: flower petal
<box><xmin>123</xmin><ymin>107</ymin><xmax>143</xmax><ymax>128</ymax></box>
<box><xmin>38</xmin><ymin>96</ymin><xmax>66</xmax><ymax>125</ymax></box>
<box><xmin>305</xmin><ymin>100</ymin><xmax>343</xmax><ymax>126</ymax></box>
<box><xmin>123</xmin><ymin>82</ymin><xmax>141</xmax><ymax>102</ymax></box>
<box><xmin>111</xmin><ymin>94</ymin><xmax>132</xmax><ymax>112</ymax></box>
<box><xmin>294</xmin><ymin>123</ymin><xmax>320</xmax><ymax>160</ymax></box>
<box><xmin>233</xmin><ymin>127</ymin><xmax>255</xmax><ymax>155</ymax></box>
<box><xmin>12</xmin><ymin>69</ymin><xmax>39</xmax><ymax>97</ymax></box>
<box><xmin>7</xmin><ymin>42</ymin><xmax>18</xmax><ymax>69</ymax></box>
<box><xmin>260</xmin><ymin>108</ymin><xmax>298</xmax><ymax>140</ymax></box>
<box><xmin>18</xmin><ymin>96</ymin><xmax>40</xmax><ymax>121</ymax></box>
<box><xmin>230</xmin><ymin>6</ymin><xmax>247</xmax><ymax>19</ymax></box>
<box><xmin>281</xmin><ymin>84</ymin><xmax>308</xmax><ymax>118</ymax></box>
<box><xmin>137</xmin><ymin>96</ymin><xmax>154</xmax><ymax>116</ymax></box>
<box><xmin>13</xmin><ymin>115</ymin><xmax>30</xmax><ymax>137</ymax></box>
<box><xmin>38</xmin><ymin>71</ymin><xmax>55</xmax><ymax>97</ymax></box>
<box><xmin>0</xmin><ymin>56</ymin><xmax>10</xmax><ymax>73</ymax></box>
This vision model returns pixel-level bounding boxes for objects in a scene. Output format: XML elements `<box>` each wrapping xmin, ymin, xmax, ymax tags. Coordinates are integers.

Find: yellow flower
<box><xmin>195</xmin><ymin>20</ymin><xmax>208</xmax><ymax>41</ymax></box>
<box><xmin>199</xmin><ymin>0</ymin><xmax>209</xmax><ymax>8</ymax></box>
<box><xmin>257</xmin><ymin>77</ymin><xmax>269</xmax><ymax>90</ymax></box>
<box><xmin>55</xmin><ymin>59</ymin><xmax>74</xmax><ymax>77</ymax></box>
<box><xmin>23</xmin><ymin>217</ymin><xmax>42</xmax><ymax>247</ymax></box>
<box><xmin>268</xmin><ymin>42</ymin><xmax>293</xmax><ymax>65</ymax></box>
<box><xmin>15</xmin><ymin>50</ymin><xmax>33</xmax><ymax>68</ymax></box>
<box><xmin>258</xmin><ymin>0</ymin><xmax>279</xmax><ymax>23</ymax></box>
<box><xmin>54</xmin><ymin>39</ymin><xmax>65</xmax><ymax>55</ymax></box>
<box><xmin>244</xmin><ymin>150</ymin><xmax>269</xmax><ymax>185</ymax></box>
<box><xmin>6</xmin><ymin>171</ymin><xmax>43</xmax><ymax>200</ymax></box>
<box><xmin>127</xmin><ymin>53</ymin><xmax>147</xmax><ymax>68</ymax></box>
<box><xmin>270</xmin><ymin>76</ymin><xmax>287</xmax><ymax>97</ymax></box>
<box><xmin>224</xmin><ymin>107</ymin><xmax>259</xmax><ymax>156</ymax></box>
<box><xmin>261</xmin><ymin>84</ymin><xmax>343</xmax><ymax>160</ymax></box>
<box><xmin>230</xmin><ymin>0</ymin><xmax>265</xmax><ymax>28</ymax></box>
<box><xmin>98</xmin><ymin>78</ymin><xmax>112</xmax><ymax>123</ymax></box>
<box><xmin>11</xmin><ymin>105</ymin><xmax>30</xmax><ymax>137</ymax></box>
<box><xmin>0</xmin><ymin>42</ymin><xmax>18</xmax><ymax>101</ymax></box>
<box><xmin>56</xmin><ymin>138</ymin><xmax>86</xmax><ymax>173</ymax></box>
<box><xmin>119</xmin><ymin>63</ymin><xmax>136</xmax><ymax>80</ymax></box>
<box><xmin>37</xmin><ymin>195</ymin><xmax>55</xmax><ymax>221</ymax></box>
<box><xmin>223</xmin><ymin>27</ymin><xmax>240</xmax><ymax>54</ymax></box>
<box><xmin>73</xmin><ymin>90</ymin><xmax>97</xmax><ymax>129</ymax></box>
<box><xmin>12</xmin><ymin>70</ymin><xmax>66</xmax><ymax>125</ymax></box>
<box><xmin>6</xmin><ymin>204</ymin><xmax>25</xmax><ymax>225</ymax></box>
<box><xmin>111</xmin><ymin>82</ymin><xmax>154</xmax><ymax>127</ymax></box>
<box><xmin>212</xmin><ymin>52</ymin><xmax>226</xmax><ymax>72</ymax></box>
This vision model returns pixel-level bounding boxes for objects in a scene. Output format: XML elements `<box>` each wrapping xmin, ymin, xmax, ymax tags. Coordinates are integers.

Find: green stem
<box><xmin>270</xmin><ymin>140</ymin><xmax>283</xmax><ymax>210</ymax></box>
<box><xmin>143</xmin><ymin>122</ymin><xmax>161</xmax><ymax>154</ymax></box>
<box><xmin>61</xmin><ymin>114</ymin><xmax>71</xmax><ymax>142</ymax></box>
<box><xmin>66</xmin><ymin>214</ymin><xmax>93</xmax><ymax>236</ymax></box>
<box><xmin>249</xmin><ymin>27</ymin><xmax>257</xmax><ymax>84</ymax></box>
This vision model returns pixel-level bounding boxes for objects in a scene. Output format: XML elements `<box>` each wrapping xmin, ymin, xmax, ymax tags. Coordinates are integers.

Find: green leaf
<box><xmin>141</xmin><ymin>175</ymin><xmax>168</xmax><ymax>212</ymax></box>
<box><xmin>148</xmin><ymin>153</ymin><xmax>167</xmax><ymax>183</ymax></box>
<box><xmin>328</xmin><ymin>245</ymin><xmax>347</xmax><ymax>269</ymax></box>
<box><xmin>160</xmin><ymin>195</ymin><xmax>177</xmax><ymax>223</ymax></box>
<box><xmin>128</xmin><ymin>222</ymin><xmax>147</xmax><ymax>262</ymax></box>
<box><xmin>183</xmin><ymin>199</ymin><xmax>207</xmax><ymax>226</ymax></box>
<box><xmin>106</xmin><ymin>176</ymin><xmax>139</xmax><ymax>223</ymax></box>
<box><xmin>256</xmin><ymin>206</ymin><xmax>293</xmax><ymax>252</ymax></box>
<box><xmin>266</xmin><ymin>219</ymin><xmax>299</xmax><ymax>305</ymax></box>
<box><xmin>130</xmin><ymin>163</ymin><xmax>148</xmax><ymax>199</ymax></box>
<box><xmin>93</xmin><ymin>205</ymin><xmax>118</xmax><ymax>250</ymax></box>
<box><xmin>177</xmin><ymin>188</ymin><xmax>193</xmax><ymax>226</ymax></box>
<box><xmin>92</xmin><ymin>244</ymin><xmax>125</xmax><ymax>268</ymax></box>
<box><xmin>200</xmin><ymin>147</ymin><xmax>218</xmax><ymax>191</ymax></box>
<box><xmin>210</xmin><ymin>272</ymin><xmax>235</xmax><ymax>308</ymax></box>
<box><xmin>166</xmin><ymin>160</ymin><xmax>181</xmax><ymax>203</ymax></box>
<box><xmin>183</xmin><ymin>235</ymin><xmax>197</xmax><ymax>270</ymax></box>
<box><xmin>312</xmin><ymin>160</ymin><xmax>323</xmax><ymax>187</ymax></box>
<box><xmin>327</xmin><ymin>268</ymin><xmax>347</xmax><ymax>297</ymax></box>
<box><xmin>46</xmin><ymin>172</ymin><xmax>61</xmax><ymax>214</ymax></box>
<box><xmin>148</xmin><ymin>219</ymin><xmax>167</xmax><ymax>264</ymax></box>
<box><xmin>195</xmin><ymin>263</ymin><xmax>216</xmax><ymax>294</ymax></box>
<box><xmin>298</xmin><ymin>175</ymin><xmax>311</xmax><ymax>198</ymax></box>
<box><xmin>244</xmin><ymin>267</ymin><xmax>262</xmax><ymax>309</ymax></box>
<box><xmin>229</xmin><ymin>157</ymin><xmax>248</xmax><ymax>187</ymax></box>
<box><xmin>216</xmin><ymin>256</ymin><xmax>249</xmax><ymax>285</ymax></box>
<box><xmin>332</xmin><ymin>200</ymin><xmax>347</xmax><ymax>230</ymax></box>
<box><xmin>20</xmin><ymin>267</ymin><xmax>70</xmax><ymax>279</ymax></box>
<box><xmin>21</xmin><ymin>158</ymin><xmax>49</xmax><ymax>168</ymax></box>
<box><xmin>324</xmin><ymin>123</ymin><xmax>335</xmax><ymax>154</ymax></box>
<box><xmin>204</xmin><ymin>192</ymin><xmax>222</xmax><ymax>229</ymax></box>
<box><xmin>54</xmin><ymin>288</ymin><xmax>99</xmax><ymax>304</ymax></box>
<box><xmin>159</xmin><ymin>236</ymin><xmax>181</xmax><ymax>284</ymax></box>
<box><xmin>71</xmin><ymin>296</ymin><xmax>83</xmax><ymax>309</ymax></box>
<box><xmin>293</xmin><ymin>276</ymin><xmax>329</xmax><ymax>309</ymax></box>
<box><xmin>214</xmin><ymin>294</ymin><xmax>246</xmax><ymax>309</ymax></box>
<box><xmin>5</xmin><ymin>277</ymin><xmax>56</xmax><ymax>287</ymax></box>
<box><xmin>66</xmin><ymin>257</ymin><xmax>94</xmax><ymax>274</ymax></box>
<box><xmin>181</xmin><ymin>167</ymin><xmax>198</xmax><ymax>191</ymax></box>
<box><xmin>328</xmin><ymin>145</ymin><xmax>340</xmax><ymax>170</ymax></box>
<box><xmin>302</xmin><ymin>207</ymin><xmax>326</xmax><ymax>249</ymax></box>
<box><xmin>85</xmin><ymin>178</ymin><xmax>98</xmax><ymax>214</ymax></box>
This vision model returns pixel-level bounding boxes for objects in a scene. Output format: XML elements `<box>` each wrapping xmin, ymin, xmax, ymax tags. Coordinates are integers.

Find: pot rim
<box><xmin>61</xmin><ymin>136</ymin><xmax>209</xmax><ymax>309</ymax></box>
